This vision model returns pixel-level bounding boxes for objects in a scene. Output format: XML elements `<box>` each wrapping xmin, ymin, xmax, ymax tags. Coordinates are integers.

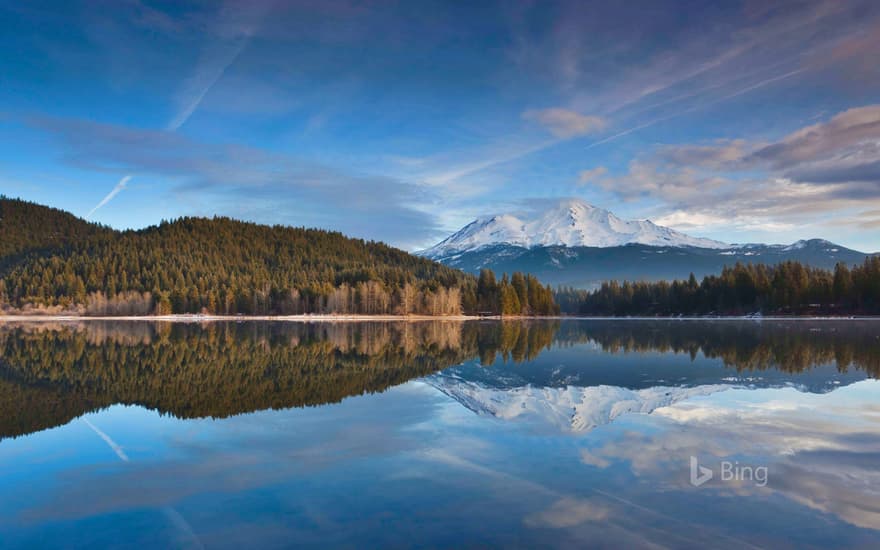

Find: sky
<box><xmin>2</xmin><ymin>0</ymin><xmax>880</xmax><ymax>252</ymax></box>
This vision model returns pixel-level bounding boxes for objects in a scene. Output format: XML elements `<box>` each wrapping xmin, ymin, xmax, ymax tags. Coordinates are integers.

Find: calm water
<box><xmin>1</xmin><ymin>320</ymin><xmax>879</xmax><ymax>549</ymax></box>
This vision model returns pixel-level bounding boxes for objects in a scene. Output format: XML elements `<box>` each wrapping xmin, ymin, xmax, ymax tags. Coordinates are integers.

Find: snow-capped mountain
<box><xmin>426</xmin><ymin>373</ymin><xmax>730</xmax><ymax>433</ymax></box>
<box><xmin>419</xmin><ymin>199</ymin><xmax>872</xmax><ymax>288</ymax></box>
<box><xmin>420</xmin><ymin>199</ymin><xmax>727</xmax><ymax>259</ymax></box>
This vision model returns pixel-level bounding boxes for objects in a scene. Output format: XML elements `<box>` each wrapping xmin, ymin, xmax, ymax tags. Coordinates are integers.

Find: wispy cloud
<box><xmin>36</xmin><ymin>115</ymin><xmax>442</xmax><ymax>248</ymax></box>
<box><xmin>429</xmin><ymin>68</ymin><xmax>806</xmax><ymax>189</ymax></box>
<box><xmin>580</xmin><ymin>69</ymin><xmax>806</xmax><ymax>153</ymax></box>
<box><xmin>166</xmin><ymin>1</ymin><xmax>271</xmax><ymax>131</ymax></box>
<box><xmin>577</xmin><ymin>166</ymin><xmax>607</xmax><ymax>185</ymax></box>
<box><xmin>522</xmin><ymin>108</ymin><xmax>606</xmax><ymax>138</ymax></box>
<box><xmin>87</xmin><ymin>1</ymin><xmax>272</xmax><ymax>217</ymax></box>
<box><xmin>421</xmin><ymin>1</ymin><xmax>878</xmax><ymax>192</ymax></box>
<box><xmin>593</xmin><ymin>104</ymin><xmax>880</xmax><ymax>240</ymax></box>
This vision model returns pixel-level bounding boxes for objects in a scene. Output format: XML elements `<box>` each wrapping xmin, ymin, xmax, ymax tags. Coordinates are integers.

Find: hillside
<box><xmin>0</xmin><ymin>198</ymin><xmax>557</xmax><ymax>316</ymax></box>
<box><xmin>0</xmin><ymin>196</ymin><xmax>112</xmax><ymax>267</ymax></box>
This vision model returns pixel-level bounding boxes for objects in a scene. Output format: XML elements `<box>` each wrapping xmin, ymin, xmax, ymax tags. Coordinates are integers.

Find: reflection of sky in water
<box><xmin>1</xmin><ymin>321</ymin><xmax>880</xmax><ymax>548</ymax></box>
<box><xmin>2</xmin><ymin>378</ymin><xmax>879</xmax><ymax>548</ymax></box>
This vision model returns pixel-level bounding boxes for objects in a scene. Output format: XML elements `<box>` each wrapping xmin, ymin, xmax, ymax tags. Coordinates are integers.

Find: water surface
<box><xmin>1</xmin><ymin>320</ymin><xmax>879</xmax><ymax>548</ymax></box>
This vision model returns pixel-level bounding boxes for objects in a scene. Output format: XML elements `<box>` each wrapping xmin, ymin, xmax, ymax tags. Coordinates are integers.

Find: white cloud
<box><xmin>523</xmin><ymin>108</ymin><xmax>607</xmax><ymax>138</ymax></box>
<box><xmin>597</xmin><ymin>105</ymin><xmax>880</xmax><ymax>236</ymax></box>
<box><xmin>577</xmin><ymin>166</ymin><xmax>607</xmax><ymax>185</ymax></box>
<box><xmin>524</xmin><ymin>497</ymin><xmax>611</xmax><ymax>528</ymax></box>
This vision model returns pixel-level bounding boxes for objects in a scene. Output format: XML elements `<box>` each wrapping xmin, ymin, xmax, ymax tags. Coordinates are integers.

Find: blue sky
<box><xmin>2</xmin><ymin>0</ymin><xmax>880</xmax><ymax>251</ymax></box>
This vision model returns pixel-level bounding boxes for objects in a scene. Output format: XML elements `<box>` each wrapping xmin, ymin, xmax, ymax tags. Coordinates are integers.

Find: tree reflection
<box><xmin>1</xmin><ymin>320</ymin><xmax>878</xmax><ymax>440</ymax></box>
<box><xmin>0</xmin><ymin>321</ymin><xmax>558</xmax><ymax>439</ymax></box>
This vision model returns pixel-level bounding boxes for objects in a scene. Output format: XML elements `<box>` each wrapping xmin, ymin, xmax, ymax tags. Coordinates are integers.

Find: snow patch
<box><xmin>419</xmin><ymin>199</ymin><xmax>729</xmax><ymax>258</ymax></box>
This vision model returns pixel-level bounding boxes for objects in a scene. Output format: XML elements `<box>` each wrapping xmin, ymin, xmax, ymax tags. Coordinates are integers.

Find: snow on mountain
<box><xmin>426</xmin><ymin>374</ymin><xmax>730</xmax><ymax>433</ymax></box>
<box><xmin>420</xmin><ymin>199</ymin><xmax>728</xmax><ymax>258</ymax></box>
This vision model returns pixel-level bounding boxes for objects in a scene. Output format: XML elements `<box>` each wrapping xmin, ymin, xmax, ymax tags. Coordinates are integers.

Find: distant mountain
<box><xmin>421</xmin><ymin>199</ymin><xmax>873</xmax><ymax>288</ymax></box>
<box><xmin>421</xmin><ymin>199</ymin><xmax>726</xmax><ymax>258</ymax></box>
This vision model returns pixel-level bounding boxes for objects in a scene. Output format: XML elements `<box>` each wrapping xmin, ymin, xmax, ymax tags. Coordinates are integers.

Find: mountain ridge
<box><xmin>420</xmin><ymin>199</ymin><xmax>729</xmax><ymax>258</ymax></box>
<box><xmin>421</xmin><ymin>199</ymin><xmax>874</xmax><ymax>288</ymax></box>
<box><xmin>421</xmin><ymin>199</ymin><xmax>872</xmax><ymax>259</ymax></box>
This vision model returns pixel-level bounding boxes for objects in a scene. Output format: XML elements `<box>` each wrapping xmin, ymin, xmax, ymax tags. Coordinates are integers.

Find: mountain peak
<box><xmin>420</xmin><ymin>199</ymin><xmax>728</xmax><ymax>258</ymax></box>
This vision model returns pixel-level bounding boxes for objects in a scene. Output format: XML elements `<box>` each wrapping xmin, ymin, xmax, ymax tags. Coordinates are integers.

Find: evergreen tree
<box><xmin>0</xmin><ymin>197</ymin><xmax>562</xmax><ymax>317</ymax></box>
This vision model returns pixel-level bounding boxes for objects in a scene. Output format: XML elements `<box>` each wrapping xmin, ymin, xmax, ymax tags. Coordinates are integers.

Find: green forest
<box><xmin>557</xmin><ymin>259</ymin><xmax>880</xmax><ymax>316</ymax></box>
<box><xmin>0</xmin><ymin>197</ymin><xmax>558</xmax><ymax>316</ymax></box>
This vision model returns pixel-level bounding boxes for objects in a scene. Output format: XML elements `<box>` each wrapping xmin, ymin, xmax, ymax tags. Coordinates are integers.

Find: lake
<box><xmin>1</xmin><ymin>320</ymin><xmax>879</xmax><ymax>548</ymax></box>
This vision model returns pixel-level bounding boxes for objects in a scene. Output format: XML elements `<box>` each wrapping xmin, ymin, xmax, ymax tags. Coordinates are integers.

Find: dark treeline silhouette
<box><xmin>0</xmin><ymin>197</ymin><xmax>557</xmax><ymax>316</ymax></box>
<box><xmin>0</xmin><ymin>320</ymin><xmax>559</xmax><ymax>439</ymax></box>
<box><xmin>557</xmin><ymin>259</ymin><xmax>880</xmax><ymax>316</ymax></box>
<box><xmin>551</xmin><ymin>320</ymin><xmax>880</xmax><ymax>376</ymax></box>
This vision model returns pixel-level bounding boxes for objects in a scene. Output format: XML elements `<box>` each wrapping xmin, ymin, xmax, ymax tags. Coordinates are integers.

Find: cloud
<box><xmin>443</xmin><ymin>1</ymin><xmax>877</xmax><ymax>196</ymax></box>
<box><xmin>579</xmin><ymin>449</ymin><xmax>611</xmax><ymax>468</ymax></box>
<box><xmin>513</xmin><ymin>0</ymin><xmax>879</xmax><ymax>115</ymax></box>
<box><xmin>523</xmin><ymin>108</ymin><xmax>606</xmax><ymax>138</ymax></box>
<box><xmin>580</xmin><ymin>382</ymin><xmax>880</xmax><ymax>531</ymax></box>
<box><xmin>658</xmin><ymin>139</ymin><xmax>754</xmax><ymax>169</ymax></box>
<box><xmin>85</xmin><ymin>1</ymin><xmax>273</xmax><ymax>217</ymax></box>
<box><xmin>524</xmin><ymin>498</ymin><xmax>611</xmax><ymax>528</ymax></box>
<box><xmin>32</xmin><ymin>115</ymin><xmax>442</xmax><ymax>248</ymax></box>
<box><xmin>166</xmin><ymin>1</ymin><xmax>272</xmax><ymax>131</ymax></box>
<box><xmin>855</xmin><ymin>209</ymin><xmax>880</xmax><ymax>229</ymax></box>
<box><xmin>577</xmin><ymin>166</ymin><xmax>607</xmax><ymax>185</ymax></box>
<box><xmin>597</xmin><ymin>104</ymin><xmax>880</xmax><ymax>235</ymax></box>
<box><xmin>19</xmin><ymin>389</ymin><xmax>439</xmax><ymax>523</ymax></box>
<box><xmin>749</xmin><ymin>105</ymin><xmax>880</xmax><ymax>169</ymax></box>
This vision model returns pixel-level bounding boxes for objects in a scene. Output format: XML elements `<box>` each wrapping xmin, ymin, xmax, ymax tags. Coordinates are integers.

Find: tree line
<box><xmin>0</xmin><ymin>198</ymin><xmax>558</xmax><ymax>316</ymax></box>
<box><xmin>475</xmin><ymin>269</ymin><xmax>559</xmax><ymax>316</ymax></box>
<box><xmin>557</xmin><ymin>258</ymin><xmax>880</xmax><ymax>316</ymax></box>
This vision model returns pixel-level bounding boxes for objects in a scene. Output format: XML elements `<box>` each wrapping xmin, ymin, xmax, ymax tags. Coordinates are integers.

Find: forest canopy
<box><xmin>0</xmin><ymin>197</ymin><xmax>557</xmax><ymax>316</ymax></box>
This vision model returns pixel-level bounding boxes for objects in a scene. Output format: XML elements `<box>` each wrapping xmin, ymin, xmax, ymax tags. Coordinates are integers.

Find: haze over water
<box><xmin>1</xmin><ymin>320</ymin><xmax>879</xmax><ymax>548</ymax></box>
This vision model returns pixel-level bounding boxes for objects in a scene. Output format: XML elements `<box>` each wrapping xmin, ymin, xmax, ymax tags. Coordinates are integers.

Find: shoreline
<box><xmin>0</xmin><ymin>314</ymin><xmax>487</xmax><ymax>322</ymax></box>
<box><xmin>0</xmin><ymin>314</ymin><xmax>877</xmax><ymax>322</ymax></box>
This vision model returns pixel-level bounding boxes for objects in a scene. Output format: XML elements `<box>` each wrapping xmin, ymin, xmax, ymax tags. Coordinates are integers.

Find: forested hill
<box><xmin>0</xmin><ymin>196</ymin><xmax>112</xmax><ymax>264</ymax></box>
<box><xmin>0</xmin><ymin>198</ymin><xmax>558</xmax><ymax>316</ymax></box>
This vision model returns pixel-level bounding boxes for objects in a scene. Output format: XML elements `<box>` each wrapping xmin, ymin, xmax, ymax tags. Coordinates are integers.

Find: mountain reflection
<box><xmin>1</xmin><ymin>320</ymin><xmax>879</xmax><ymax>440</ymax></box>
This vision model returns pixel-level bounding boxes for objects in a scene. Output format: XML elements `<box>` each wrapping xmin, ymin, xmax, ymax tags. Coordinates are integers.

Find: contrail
<box><xmin>434</xmin><ymin>68</ymin><xmax>805</xmax><ymax>183</ymax></box>
<box><xmin>582</xmin><ymin>68</ymin><xmax>804</xmax><ymax>152</ymax></box>
<box><xmin>87</xmin><ymin>1</ymin><xmax>269</xmax><ymax>218</ymax></box>
<box><xmin>82</xmin><ymin>417</ymin><xmax>129</xmax><ymax>462</ymax></box>
<box><xmin>81</xmin><ymin>416</ymin><xmax>205</xmax><ymax>549</ymax></box>
<box><xmin>165</xmin><ymin>37</ymin><xmax>250</xmax><ymax>132</ymax></box>
<box><xmin>86</xmin><ymin>175</ymin><xmax>131</xmax><ymax>219</ymax></box>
